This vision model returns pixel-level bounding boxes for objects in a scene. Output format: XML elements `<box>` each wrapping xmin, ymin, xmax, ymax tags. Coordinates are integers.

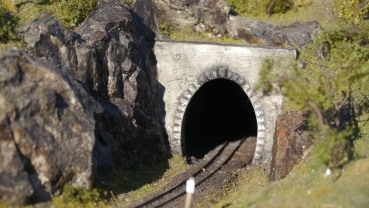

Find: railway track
<box><xmin>131</xmin><ymin>137</ymin><xmax>248</xmax><ymax>208</ymax></box>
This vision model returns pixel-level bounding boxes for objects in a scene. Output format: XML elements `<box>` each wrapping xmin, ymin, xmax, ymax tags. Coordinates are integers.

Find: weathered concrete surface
<box><xmin>154</xmin><ymin>41</ymin><xmax>297</xmax><ymax>164</ymax></box>
<box><xmin>270</xmin><ymin>111</ymin><xmax>313</xmax><ymax>180</ymax></box>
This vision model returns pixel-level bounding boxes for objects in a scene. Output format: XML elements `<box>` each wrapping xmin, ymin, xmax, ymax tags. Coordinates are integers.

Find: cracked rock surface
<box><xmin>0</xmin><ymin>48</ymin><xmax>99</xmax><ymax>204</ymax></box>
<box><xmin>1</xmin><ymin>0</ymin><xmax>166</xmax><ymax>205</ymax></box>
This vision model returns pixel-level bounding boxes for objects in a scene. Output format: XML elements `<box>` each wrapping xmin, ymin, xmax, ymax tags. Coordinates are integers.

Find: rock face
<box><xmin>0</xmin><ymin>48</ymin><xmax>100</xmax><ymax>205</ymax></box>
<box><xmin>154</xmin><ymin>0</ymin><xmax>231</xmax><ymax>36</ymax></box>
<box><xmin>19</xmin><ymin>0</ymin><xmax>165</xmax><ymax>172</ymax></box>
<box><xmin>226</xmin><ymin>17</ymin><xmax>321</xmax><ymax>47</ymax></box>
<box><xmin>0</xmin><ymin>0</ymin><xmax>166</xmax><ymax>205</ymax></box>
<box><xmin>153</xmin><ymin>0</ymin><xmax>321</xmax><ymax>47</ymax></box>
<box><xmin>270</xmin><ymin>111</ymin><xmax>313</xmax><ymax>181</ymax></box>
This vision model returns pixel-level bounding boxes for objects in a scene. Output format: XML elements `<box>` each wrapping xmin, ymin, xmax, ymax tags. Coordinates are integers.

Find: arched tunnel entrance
<box><xmin>181</xmin><ymin>78</ymin><xmax>257</xmax><ymax>159</ymax></box>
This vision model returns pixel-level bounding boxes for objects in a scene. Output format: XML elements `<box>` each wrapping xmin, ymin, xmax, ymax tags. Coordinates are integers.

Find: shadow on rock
<box><xmin>0</xmin><ymin>0</ymin><xmax>172</xmax><ymax>206</ymax></box>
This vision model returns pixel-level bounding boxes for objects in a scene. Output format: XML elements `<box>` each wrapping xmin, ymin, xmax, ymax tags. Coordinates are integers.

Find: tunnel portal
<box><xmin>155</xmin><ymin>42</ymin><xmax>296</xmax><ymax>165</ymax></box>
<box><xmin>181</xmin><ymin>78</ymin><xmax>257</xmax><ymax>159</ymax></box>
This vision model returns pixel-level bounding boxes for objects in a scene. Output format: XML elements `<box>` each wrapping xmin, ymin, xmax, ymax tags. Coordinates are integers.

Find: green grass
<box><xmin>160</xmin><ymin>23</ymin><xmax>247</xmax><ymax>45</ymax></box>
<box><xmin>0</xmin><ymin>0</ymin><xmax>99</xmax><ymax>28</ymax></box>
<box><xmin>229</xmin><ymin>0</ymin><xmax>341</xmax><ymax>30</ymax></box>
<box><xmin>0</xmin><ymin>2</ymin><xmax>18</xmax><ymax>43</ymax></box>
<box><xmin>216</xmin><ymin>157</ymin><xmax>369</xmax><ymax>208</ymax></box>
<box><xmin>49</xmin><ymin>154</ymin><xmax>189</xmax><ymax>208</ymax></box>
<box><xmin>106</xmin><ymin>154</ymin><xmax>189</xmax><ymax>207</ymax></box>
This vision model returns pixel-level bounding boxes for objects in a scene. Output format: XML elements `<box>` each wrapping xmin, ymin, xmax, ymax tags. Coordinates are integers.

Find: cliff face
<box><xmin>0</xmin><ymin>48</ymin><xmax>100</xmax><ymax>205</ymax></box>
<box><xmin>0</xmin><ymin>0</ymin><xmax>165</xmax><ymax>205</ymax></box>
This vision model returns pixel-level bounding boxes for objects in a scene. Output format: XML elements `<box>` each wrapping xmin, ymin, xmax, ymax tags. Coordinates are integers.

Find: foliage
<box><xmin>313</xmin><ymin>127</ymin><xmax>353</xmax><ymax>167</ymax></box>
<box><xmin>52</xmin><ymin>185</ymin><xmax>109</xmax><ymax>208</ymax></box>
<box><xmin>256</xmin><ymin>14</ymin><xmax>369</xmax><ymax>168</ymax></box>
<box><xmin>47</xmin><ymin>0</ymin><xmax>98</xmax><ymax>28</ymax></box>
<box><xmin>334</xmin><ymin>0</ymin><xmax>369</xmax><ymax>24</ymax></box>
<box><xmin>159</xmin><ymin>22</ymin><xmax>172</xmax><ymax>37</ymax></box>
<box><xmin>0</xmin><ymin>4</ymin><xmax>19</xmax><ymax>43</ymax></box>
<box><xmin>228</xmin><ymin>0</ymin><xmax>293</xmax><ymax>17</ymax></box>
<box><xmin>38</xmin><ymin>154</ymin><xmax>188</xmax><ymax>207</ymax></box>
<box><xmin>0</xmin><ymin>0</ymin><xmax>99</xmax><ymax>29</ymax></box>
<box><xmin>122</xmin><ymin>0</ymin><xmax>136</xmax><ymax>7</ymax></box>
<box><xmin>158</xmin><ymin>23</ymin><xmax>246</xmax><ymax>45</ymax></box>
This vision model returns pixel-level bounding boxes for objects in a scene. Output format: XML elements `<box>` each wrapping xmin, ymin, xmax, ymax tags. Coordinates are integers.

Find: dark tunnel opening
<box><xmin>181</xmin><ymin>78</ymin><xmax>258</xmax><ymax>159</ymax></box>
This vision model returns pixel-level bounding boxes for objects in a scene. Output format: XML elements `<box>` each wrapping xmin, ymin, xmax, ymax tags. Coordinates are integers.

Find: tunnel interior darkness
<box><xmin>181</xmin><ymin>78</ymin><xmax>257</xmax><ymax>159</ymax></box>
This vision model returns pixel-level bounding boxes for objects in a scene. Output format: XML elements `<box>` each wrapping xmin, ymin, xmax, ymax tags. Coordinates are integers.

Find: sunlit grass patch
<box><xmin>49</xmin><ymin>154</ymin><xmax>188</xmax><ymax>207</ymax></box>
<box><xmin>159</xmin><ymin>23</ymin><xmax>247</xmax><ymax>45</ymax></box>
<box><xmin>214</xmin><ymin>155</ymin><xmax>369</xmax><ymax>207</ymax></box>
<box><xmin>106</xmin><ymin>154</ymin><xmax>189</xmax><ymax>207</ymax></box>
<box><xmin>51</xmin><ymin>186</ymin><xmax>110</xmax><ymax>208</ymax></box>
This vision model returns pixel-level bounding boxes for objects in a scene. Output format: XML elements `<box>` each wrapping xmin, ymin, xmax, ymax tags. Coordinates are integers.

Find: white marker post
<box><xmin>185</xmin><ymin>177</ymin><xmax>195</xmax><ymax>208</ymax></box>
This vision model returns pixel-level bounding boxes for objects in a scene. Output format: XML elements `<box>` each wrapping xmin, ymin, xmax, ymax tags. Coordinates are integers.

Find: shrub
<box><xmin>0</xmin><ymin>4</ymin><xmax>18</xmax><ymax>43</ymax></box>
<box><xmin>256</xmin><ymin>21</ymin><xmax>369</xmax><ymax>169</ymax></box>
<box><xmin>52</xmin><ymin>185</ymin><xmax>109</xmax><ymax>208</ymax></box>
<box><xmin>51</xmin><ymin>0</ymin><xmax>98</xmax><ymax>28</ymax></box>
<box><xmin>334</xmin><ymin>0</ymin><xmax>369</xmax><ymax>25</ymax></box>
<box><xmin>228</xmin><ymin>0</ymin><xmax>293</xmax><ymax>17</ymax></box>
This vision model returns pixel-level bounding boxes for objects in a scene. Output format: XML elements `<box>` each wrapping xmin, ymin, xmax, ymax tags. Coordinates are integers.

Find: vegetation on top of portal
<box><xmin>228</xmin><ymin>0</ymin><xmax>293</xmax><ymax>17</ymax></box>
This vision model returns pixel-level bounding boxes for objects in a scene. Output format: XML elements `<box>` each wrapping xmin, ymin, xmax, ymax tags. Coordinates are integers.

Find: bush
<box><xmin>256</xmin><ymin>19</ymin><xmax>369</xmax><ymax>169</ymax></box>
<box><xmin>51</xmin><ymin>185</ymin><xmax>109</xmax><ymax>208</ymax></box>
<box><xmin>0</xmin><ymin>4</ymin><xmax>18</xmax><ymax>43</ymax></box>
<box><xmin>51</xmin><ymin>0</ymin><xmax>98</xmax><ymax>28</ymax></box>
<box><xmin>334</xmin><ymin>0</ymin><xmax>369</xmax><ymax>24</ymax></box>
<box><xmin>228</xmin><ymin>0</ymin><xmax>293</xmax><ymax>17</ymax></box>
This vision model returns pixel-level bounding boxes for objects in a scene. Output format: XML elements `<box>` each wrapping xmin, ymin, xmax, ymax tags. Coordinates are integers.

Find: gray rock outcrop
<box><xmin>0</xmin><ymin>48</ymin><xmax>100</xmax><ymax>205</ymax></box>
<box><xmin>226</xmin><ymin>17</ymin><xmax>321</xmax><ymax>47</ymax></box>
<box><xmin>0</xmin><ymin>0</ymin><xmax>167</xmax><ymax>205</ymax></box>
<box><xmin>154</xmin><ymin>0</ymin><xmax>231</xmax><ymax>36</ymax></box>
<box><xmin>19</xmin><ymin>0</ymin><xmax>165</xmax><ymax>172</ymax></box>
<box><xmin>152</xmin><ymin>0</ymin><xmax>321</xmax><ymax>47</ymax></box>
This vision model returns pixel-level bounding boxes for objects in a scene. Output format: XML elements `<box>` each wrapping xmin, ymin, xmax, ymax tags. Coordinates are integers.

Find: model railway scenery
<box><xmin>0</xmin><ymin>0</ymin><xmax>369</xmax><ymax>207</ymax></box>
<box><xmin>133</xmin><ymin>137</ymin><xmax>253</xmax><ymax>208</ymax></box>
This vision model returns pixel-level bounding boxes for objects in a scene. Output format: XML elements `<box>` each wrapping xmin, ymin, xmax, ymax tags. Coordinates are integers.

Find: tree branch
<box><xmin>307</xmin><ymin>100</ymin><xmax>327</xmax><ymax>128</ymax></box>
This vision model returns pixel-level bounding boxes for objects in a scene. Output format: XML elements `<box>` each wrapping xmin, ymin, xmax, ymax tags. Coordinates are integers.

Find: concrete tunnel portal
<box><xmin>155</xmin><ymin>41</ymin><xmax>297</xmax><ymax>165</ymax></box>
<box><xmin>169</xmin><ymin>67</ymin><xmax>269</xmax><ymax>164</ymax></box>
<box><xmin>181</xmin><ymin>78</ymin><xmax>258</xmax><ymax>159</ymax></box>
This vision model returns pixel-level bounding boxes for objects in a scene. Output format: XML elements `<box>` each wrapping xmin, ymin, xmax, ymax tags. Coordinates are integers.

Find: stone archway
<box><xmin>172</xmin><ymin>66</ymin><xmax>266</xmax><ymax>164</ymax></box>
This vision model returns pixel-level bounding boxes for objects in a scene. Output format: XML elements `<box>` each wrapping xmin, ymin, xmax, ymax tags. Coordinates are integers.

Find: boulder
<box><xmin>19</xmin><ymin>0</ymin><xmax>165</xmax><ymax>170</ymax></box>
<box><xmin>226</xmin><ymin>17</ymin><xmax>321</xmax><ymax>47</ymax></box>
<box><xmin>73</xmin><ymin>0</ymin><xmax>165</xmax><ymax>169</ymax></box>
<box><xmin>270</xmin><ymin>111</ymin><xmax>313</xmax><ymax>181</ymax></box>
<box><xmin>153</xmin><ymin>0</ymin><xmax>321</xmax><ymax>47</ymax></box>
<box><xmin>153</xmin><ymin>0</ymin><xmax>231</xmax><ymax>36</ymax></box>
<box><xmin>0</xmin><ymin>48</ymin><xmax>100</xmax><ymax>205</ymax></box>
